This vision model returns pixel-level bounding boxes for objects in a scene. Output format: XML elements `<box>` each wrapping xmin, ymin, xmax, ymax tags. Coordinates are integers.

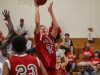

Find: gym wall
<box><xmin>0</xmin><ymin>0</ymin><xmax>100</xmax><ymax>38</ymax></box>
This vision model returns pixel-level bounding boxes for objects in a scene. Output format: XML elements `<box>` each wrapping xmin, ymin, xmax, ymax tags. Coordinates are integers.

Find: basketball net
<box><xmin>18</xmin><ymin>0</ymin><xmax>33</xmax><ymax>6</ymax></box>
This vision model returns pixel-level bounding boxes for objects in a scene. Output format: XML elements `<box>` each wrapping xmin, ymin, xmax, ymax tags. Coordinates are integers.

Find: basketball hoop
<box><xmin>18</xmin><ymin>0</ymin><xmax>33</xmax><ymax>6</ymax></box>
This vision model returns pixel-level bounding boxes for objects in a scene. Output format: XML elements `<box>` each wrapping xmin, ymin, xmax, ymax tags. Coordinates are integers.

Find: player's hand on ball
<box><xmin>34</xmin><ymin>0</ymin><xmax>39</xmax><ymax>8</ymax></box>
<box><xmin>2</xmin><ymin>10</ymin><xmax>10</xmax><ymax>20</ymax></box>
<box><xmin>48</xmin><ymin>2</ymin><xmax>53</xmax><ymax>13</ymax></box>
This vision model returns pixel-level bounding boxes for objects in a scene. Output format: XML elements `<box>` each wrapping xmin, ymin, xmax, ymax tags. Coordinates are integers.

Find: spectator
<box><xmin>14</xmin><ymin>19</ymin><xmax>27</xmax><ymax>36</ymax></box>
<box><xmin>66</xmin><ymin>46</ymin><xmax>77</xmax><ymax>74</ymax></box>
<box><xmin>92</xmin><ymin>63</ymin><xmax>100</xmax><ymax>75</ymax></box>
<box><xmin>60</xmin><ymin>33</ymin><xmax>73</xmax><ymax>55</ymax></box>
<box><xmin>26</xmin><ymin>43</ymin><xmax>36</xmax><ymax>56</ymax></box>
<box><xmin>7</xmin><ymin>43</ymin><xmax>12</xmax><ymax>54</ymax></box>
<box><xmin>49</xmin><ymin>22</ymin><xmax>61</xmax><ymax>43</ymax></box>
<box><xmin>0</xmin><ymin>30</ymin><xmax>4</xmax><ymax>41</ymax></box>
<box><xmin>40</xmin><ymin>25</ymin><xmax>48</xmax><ymax>35</ymax></box>
<box><xmin>77</xmin><ymin>66</ymin><xmax>89</xmax><ymax>75</ymax></box>
<box><xmin>55</xmin><ymin>43</ymin><xmax>63</xmax><ymax>58</ymax></box>
<box><xmin>88</xmin><ymin>28</ymin><xmax>93</xmax><ymax>43</ymax></box>
<box><xmin>25</xmin><ymin>35</ymin><xmax>32</xmax><ymax>50</ymax></box>
<box><xmin>77</xmin><ymin>43</ymin><xmax>93</xmax><ymax>67</ymax></box>
<box><xmin>89</xmin><ymin>51</ymin><xmax>100</xmax><ymax>75</ymax></box>
<box><xmin>56</xmin><ymin>51</ymin><xmax>68</xmax><ymax>75</ymax></box>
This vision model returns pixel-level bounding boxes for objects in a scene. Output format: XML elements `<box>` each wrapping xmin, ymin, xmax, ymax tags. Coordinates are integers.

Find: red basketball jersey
<box><xmin>6</xmin><ymin>54</ymin><xmax>40</xmax><ymax>75</ymax></box>
<box><xmin>91</xmin><ymin>58</ymin><xmax>100</xmax><ymax>66</ymax></box>
<box><xmin>34</xmin><ymin>32</ymin><xmax>56</xmax><ymax>74</ymax></box>
<box><xmin>67</xmin><ymin>52</ymin><xmax>77</xmax><ymax>62</ymax></box>
<box><xmin>56</xmin><ymin>65</ymin><xmax>66</xmax><ymax>75</ymax></box>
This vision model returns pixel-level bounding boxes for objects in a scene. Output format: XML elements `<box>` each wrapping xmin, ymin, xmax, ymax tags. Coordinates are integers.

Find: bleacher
<box><xmin>55</xmin><ymin>38</ymin><xmax>100</xmax><ymax>75</ymax></box>
<box><xmin>29</xmin><ymin>38</ymin><xmax>100</xmax><ymax>75</ymax></box>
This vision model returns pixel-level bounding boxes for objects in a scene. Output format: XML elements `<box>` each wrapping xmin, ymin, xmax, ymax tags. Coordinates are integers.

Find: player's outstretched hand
<box><xmin>48</xmin><ymin>2</ymin><xmax>53</xmax><ymax>13</ymax></box>
<box><xmin>34</xmin><ymin>0</ymin><xmax>39</xmax><ymax>8</ymax></box>
<box><xmin>2</xmin><ymin>10</ymin><xmax>10</xmax><ymax>20</ymax></box>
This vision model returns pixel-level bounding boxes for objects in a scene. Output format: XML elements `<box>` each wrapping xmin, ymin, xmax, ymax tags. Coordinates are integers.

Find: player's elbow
<box><xmin>53</xmin><ymin>25</ymin><xmax>58</xmax><ymax>30</ymax></box>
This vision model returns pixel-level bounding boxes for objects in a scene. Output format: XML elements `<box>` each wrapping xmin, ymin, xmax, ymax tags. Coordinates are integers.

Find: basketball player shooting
<box><xmin>0</xmin><ymin>10</ymin><xmax>14</xmax><ymax>63</ymax></box>
<box><xmin>34</xmin><ymin>0</ymin><xmax>58</xmax><ymax>75</ymax></box>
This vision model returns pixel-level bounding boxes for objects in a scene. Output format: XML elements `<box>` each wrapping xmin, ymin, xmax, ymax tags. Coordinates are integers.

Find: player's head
<box><xmin>94</xmin><ymin>51</ymin><xmax>100</xmax><ymax>57</ymax></box>
<box><xmin>96</xmin><ymin>63</ymin><xmax>100</xmax><ymax>70</ymax></box>
<box><xmin>65</xmin><ymin>33</ymin><xmax>69</xmax><ymax>40</ymax></box>
<box><xmin>40</xmin><ymin>25</ymin><xmax>48</xmax><ymax>35</ymax></box>
<box><xmin>11</xmin><ymin>35</ymin><xmax>27</xmax><ymax>54</ymax></box>
<box><xmin>20</xmin><ymin>19</ymin><xmax>24</xmax><ymax>26</ymax></box>
<box><xmin>56</xmin><ymin>56</ymin><xmax>61</xmax><ymax>63</ymax></box>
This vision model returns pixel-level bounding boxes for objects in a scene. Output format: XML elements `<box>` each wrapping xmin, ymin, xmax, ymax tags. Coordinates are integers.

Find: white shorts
<box><xmin>79</xmin><ymin>61</ymin><xmax>90</xmax><ymax>66</ymax></box>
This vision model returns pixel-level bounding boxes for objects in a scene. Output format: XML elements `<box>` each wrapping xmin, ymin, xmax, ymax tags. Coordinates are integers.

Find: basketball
<box><xmin>36</xmin><ymin>0</ymin><xmax>47</xmax><ymax>5</ymax></box>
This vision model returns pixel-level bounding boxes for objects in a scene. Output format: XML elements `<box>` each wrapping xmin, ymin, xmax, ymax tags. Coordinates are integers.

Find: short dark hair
<box><xmin>94</xmin><ymin>51</ymin><xmax>99</xmax><ymax>54</ymax></box>
<box><xmin>11</xmin><ymin>36</ymin><xmax>27</xmax><ymax>53</ymax></box>
<box><xmin>20</xmin><ymin>19</ymin><xmax>24</xmax><ymax>22</ymax></box>
<box><xmin>65</xmin><ymin>33</ymin><xmax>69</xmax><ymax>37</ymax></box>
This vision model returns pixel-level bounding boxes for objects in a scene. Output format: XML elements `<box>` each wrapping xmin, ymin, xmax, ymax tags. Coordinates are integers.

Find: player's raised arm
<box><xmin>34</xmin><ymin>0</ymin><xmax>40</xmax><ymax>34</ymax></box>
<box><xmin>0</xmin><ymin>10</ymin><xmax>14</xmax><ymax>57</ymax></box>
<box><xmin>48</xmin><ymin>2</ymin><xmax>58</xmax><ymax>38</ymax></box>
